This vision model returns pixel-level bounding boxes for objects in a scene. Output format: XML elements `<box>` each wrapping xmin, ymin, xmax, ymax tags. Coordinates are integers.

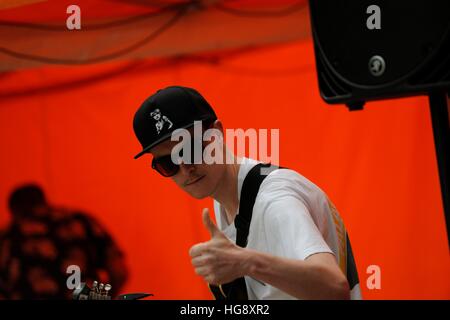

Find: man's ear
<box><xmin>205</xmin><ymin>120</ymin><xmax>225</xmax><ymax>146</ymax></box>
<box><xmin>212</xmin><ymin>119</ymin><xmax>224</xmax><ymax>134</ymax></box>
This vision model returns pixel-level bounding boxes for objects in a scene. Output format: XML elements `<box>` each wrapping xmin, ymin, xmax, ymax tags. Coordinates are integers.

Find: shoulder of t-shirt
<box><xmin>256</xmin><ymin>167</ymin><xmax>328</xmax><ymax>209</ymax></box>
<box><xmin>251</xmin><ymin>168</ymin><xmax>336</xmax><ymax>237</ymax></box>
<box><xmin>263</xmin><ymin>167</ymin><xmax>324</xmax><ymax>193</ymax></box>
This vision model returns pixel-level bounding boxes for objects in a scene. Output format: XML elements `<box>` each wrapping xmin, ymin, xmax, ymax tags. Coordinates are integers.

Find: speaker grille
<box><xmin>316</xmin><ymin>47</ymin><xmax>351</xmax><ymax>100</ymax></box>
<box><xmin>408</xmin><ymin>30</ymin><xmax>450</xmax><ymax>86</ymax></box>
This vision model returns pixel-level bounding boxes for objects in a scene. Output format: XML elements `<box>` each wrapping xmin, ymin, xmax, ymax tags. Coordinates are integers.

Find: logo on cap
<box><xmin>150</xmin><ymin>108</ymin><xmax>173</xmax><ymax>135</ymax></box>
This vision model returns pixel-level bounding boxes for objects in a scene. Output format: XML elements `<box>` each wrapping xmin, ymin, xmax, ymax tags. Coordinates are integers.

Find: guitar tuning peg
<box><xmin>98</xmin><ymin>283</ymin><xmax>105</xmax><ymax>300</ymax></box>
<box><xmin>104</xmin><ymin>284</ymin><xmax>112</xmax><ymax>300</ymax></box>
<box><xmin>90</xmin><ymin>281</ymin><xmax>99</xmax><ymax>299</ymax></box>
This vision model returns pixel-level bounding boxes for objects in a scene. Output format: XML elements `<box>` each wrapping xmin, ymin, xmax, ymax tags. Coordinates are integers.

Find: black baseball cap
<box><xmin>133</xmin><ymin>86</ymin><xmax>217</xmax><ymax>159</ymax></box>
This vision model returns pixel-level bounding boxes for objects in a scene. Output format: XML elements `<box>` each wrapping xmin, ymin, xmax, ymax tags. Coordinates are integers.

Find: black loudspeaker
<box><xmin>308</xmin><ymin>0</ymin><xmax>450</xmax><ymax>246</ymax></box>
<box><xmin>308</xmin><ymin>0</ymin><xmax>450</xmax><ymax>109</ymax></box>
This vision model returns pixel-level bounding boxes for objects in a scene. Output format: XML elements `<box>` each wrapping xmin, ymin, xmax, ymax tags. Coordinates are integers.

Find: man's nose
<box><xmin>179</xmin><ymin>162</ymin><xmax>195</xmax><ymax>175</ymax></box>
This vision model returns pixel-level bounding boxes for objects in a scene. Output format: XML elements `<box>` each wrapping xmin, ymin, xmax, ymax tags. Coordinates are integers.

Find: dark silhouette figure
<box><xmin>0</xmin><ymin>184</ymin><xmax>128</xmax><ymax>299</ymax></box>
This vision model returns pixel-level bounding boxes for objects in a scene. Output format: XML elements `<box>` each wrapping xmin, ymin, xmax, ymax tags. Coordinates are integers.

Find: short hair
<box><xmin>8</xmin><ymin>184</ymin><xmax>47</xmax><ymax>217</ymax></box>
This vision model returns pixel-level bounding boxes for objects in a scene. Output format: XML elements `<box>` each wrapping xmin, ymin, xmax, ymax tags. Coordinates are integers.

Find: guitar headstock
<box><xmin>72</xmin><ymin>281</ymin><xmax>112</xmax><ymax>300</ymax></box>
<box><xmin>72</xmin><ymin>280</ymin><xmax>152</xmax><ymax>300</ymax></box>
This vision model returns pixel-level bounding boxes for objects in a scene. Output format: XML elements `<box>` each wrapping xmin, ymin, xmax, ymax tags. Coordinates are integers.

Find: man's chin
<box><xmin>185</xmin><ymin>190</ymin><xmax>210</xmax><ymax>199</ymax></box>
<box><xmin>183</xmin><ymin>184</ymin><xmax>211</xmax><ymax>199</ymax></box>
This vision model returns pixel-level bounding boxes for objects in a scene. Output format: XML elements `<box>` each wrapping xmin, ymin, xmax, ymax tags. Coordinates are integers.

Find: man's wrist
<box><xmin>237</xmin><ymin>247</ymin><xmax>258</xmax><ymax>278</ymax></box>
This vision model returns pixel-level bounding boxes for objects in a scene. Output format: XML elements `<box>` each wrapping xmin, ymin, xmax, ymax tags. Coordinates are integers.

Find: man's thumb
<box><xmin>202</xmin><ymin>208</ymin><xmax>220</xmax><ymax>238</ymax></box>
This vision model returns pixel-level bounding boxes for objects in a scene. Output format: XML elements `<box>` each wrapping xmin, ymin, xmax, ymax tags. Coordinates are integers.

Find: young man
<box><xmin>133</xmin><ymin>86</ymin><xmax>361</xmax><ymax>300</ymax></box>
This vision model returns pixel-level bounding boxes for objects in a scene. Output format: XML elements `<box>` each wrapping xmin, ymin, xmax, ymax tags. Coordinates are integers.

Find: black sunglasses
<box><xmin>151</xmin><ymin>122</ymin><xmax>216</xmax><ymax>177</ymax></box>
<box><xmin>151</xmin><ymin>154</ymin><xmax>180</xmax><ymax>177</ymax></box>
<box><xmin>151</xmin><ymin>138</ymin><xmax>208</xmax><ymax>177</ymax></box>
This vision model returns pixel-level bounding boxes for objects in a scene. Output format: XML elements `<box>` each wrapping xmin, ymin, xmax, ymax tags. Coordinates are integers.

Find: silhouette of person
<box><xmin>0</xmin><ymin>184</ymin><xmax>128</xmax><ymax>299</ymax></box>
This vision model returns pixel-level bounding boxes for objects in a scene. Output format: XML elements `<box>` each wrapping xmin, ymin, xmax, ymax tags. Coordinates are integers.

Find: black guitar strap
<box><xmin>210</xmin><ymin>163</ymin><xmax>280</xmax><ymax>300</ymax></box>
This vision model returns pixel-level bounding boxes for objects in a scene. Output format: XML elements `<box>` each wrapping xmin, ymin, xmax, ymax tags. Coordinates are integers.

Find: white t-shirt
<box><xmin>213</xmin><ymin>157</ymin><xmax>362</xmax><ymax>300</ymax></box>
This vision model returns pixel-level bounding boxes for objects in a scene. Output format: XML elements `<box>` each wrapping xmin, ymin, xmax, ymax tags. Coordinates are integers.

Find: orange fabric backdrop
<box><xmin>0</xmin><ymin>40</ymin><xmax>448</xmax><ymax>299</ymax></box>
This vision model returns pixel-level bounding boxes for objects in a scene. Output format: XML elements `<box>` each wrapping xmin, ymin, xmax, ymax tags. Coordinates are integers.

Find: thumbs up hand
<box><xmin>189</xmin><ymin>208</ymin><xmax>248</xmax><ymax>285</ymax></box>
<box><xmin>201</xmin><ymin>207</ymin><xmax>224</xmax><ymax>240</ymax></box>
